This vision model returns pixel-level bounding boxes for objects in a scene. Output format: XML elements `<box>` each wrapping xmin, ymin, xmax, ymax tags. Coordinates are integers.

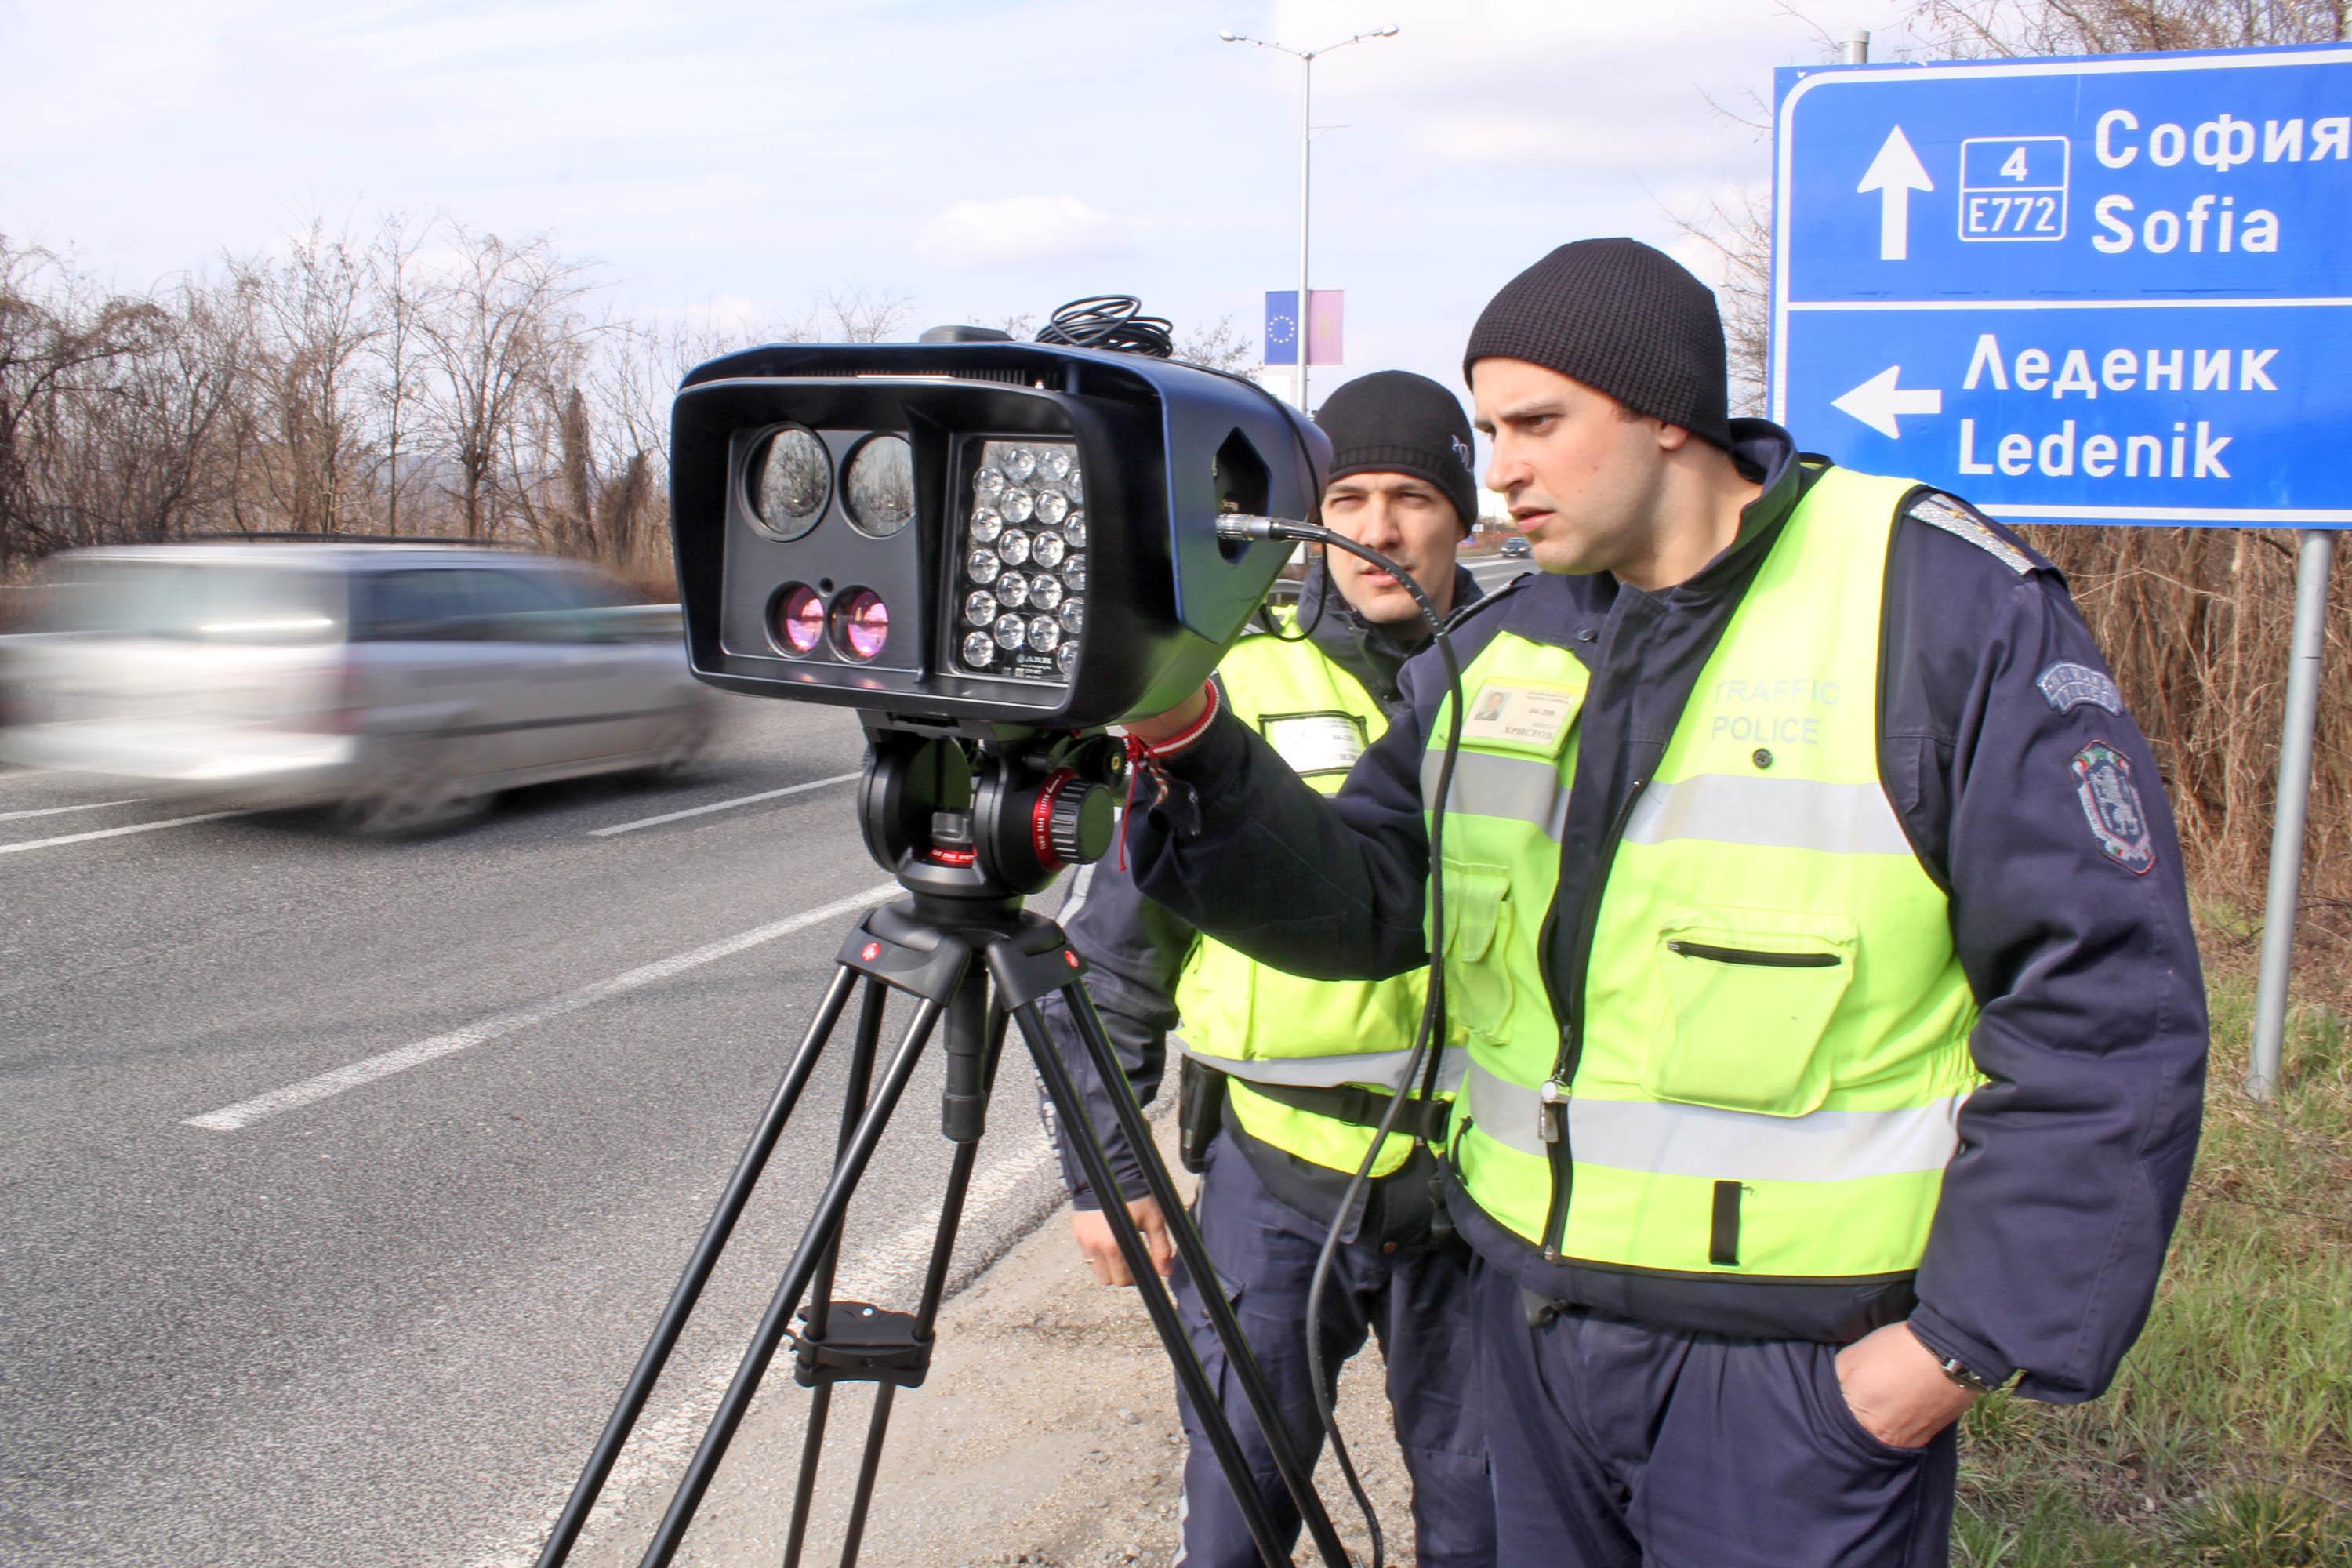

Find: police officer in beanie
<box><xmin>1114</xmin><ymin>241</ymin><xmax>2207</xmax><ymax>1563</ymax></box>
<box><xmin>1037</xmin><ymin>370</ymin><xmax>1495</xmax><ymax>1567</ymax></box>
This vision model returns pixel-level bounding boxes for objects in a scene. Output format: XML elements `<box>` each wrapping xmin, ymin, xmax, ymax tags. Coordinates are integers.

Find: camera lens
<box><xmin>772</xmin><ymin>583</ymin><xmax>825</xmax><ymax>654</ymax></box>
<box><xmin>833</xmin><ymin>589</ymin><xmax>889</xmax><ymax>661</ymax></box>
<box><xmin>845</xmin><ymin>435</ymin><xmax>915</xmax><ymax>538</ymax></box>
<box><xmin>750</xmin><ymin>427</ymin><xmax>830</xmax><ymax>542</ymax></box>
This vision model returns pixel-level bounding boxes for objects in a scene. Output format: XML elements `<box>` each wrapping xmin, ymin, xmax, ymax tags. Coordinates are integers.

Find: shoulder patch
<box><xmin>2038</xmin><ymin>660</ymin><xmax>2123</xmax><ymax>716</ymax></box>
<box><xmin>1905</xmin><ymin>492</ymin><xmax>2034</xmax><ymax>576</ymax></box>
<box><xmin>2071</xmin><ymin>741</ymin><xmax>2156</xmax><ymax>875</ymax></box>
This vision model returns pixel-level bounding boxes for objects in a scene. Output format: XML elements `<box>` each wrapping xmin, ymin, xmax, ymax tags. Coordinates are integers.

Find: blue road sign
<box><xmin>1772</xmin><ymin>45</ymin><xmax>2352</xmax><ymax>526</ymax></box>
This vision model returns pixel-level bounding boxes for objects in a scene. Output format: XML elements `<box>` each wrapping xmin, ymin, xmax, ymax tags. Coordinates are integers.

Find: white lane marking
<box><xmin>0</xmin><ymin>797</ymin><xmax>144</xmax><ymax>823</ymax></box>
<box><xmin>589</xmin><ymin>771</ymin><xmax>862</xmax><ymax>837</ymax></box>
<box><xmin>475</xmin><ymin>1128</ymin><xmax>1060</xmax><ymax>1568</ymax></box>
<box><xmin>184</xmin><ymin>881</ymin><xmax>902</xmax><ymax>1132</ymax></box>
<box><xmin>0</xmin><ymin>808</ymin><xmax>256</xmax><ymax>855</ymax></box>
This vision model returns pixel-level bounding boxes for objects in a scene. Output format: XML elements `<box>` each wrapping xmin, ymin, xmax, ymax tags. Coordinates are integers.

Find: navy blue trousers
<box><xmin>1474</xmin><ymin>1263</ymin><xmax>1959</xmax><ymax>1566</ymax></box>
<box><xmin>1168</xmin><ymin>1135</ymin><xmax>1493</xmax><ymax>1568</ymax></box>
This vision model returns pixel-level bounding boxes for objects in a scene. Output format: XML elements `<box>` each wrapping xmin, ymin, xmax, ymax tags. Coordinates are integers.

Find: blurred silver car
<box><xmin>0</xmin><ymin>541</ymin><xmax>713</xmax><ymax>834</ymax></box>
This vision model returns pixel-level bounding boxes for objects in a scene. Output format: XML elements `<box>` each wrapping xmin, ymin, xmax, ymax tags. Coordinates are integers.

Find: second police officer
<box><xmin>1038</xmin><ymin>371</ymin><xmax>1497</xmax><ymax>1568</ymax></box>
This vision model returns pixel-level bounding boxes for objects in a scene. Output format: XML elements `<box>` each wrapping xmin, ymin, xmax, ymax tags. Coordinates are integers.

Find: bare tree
<box><xmin>1173</xmin><ymin>314</ymin><xmax>1258</xmax><ymax>375</ymax></box>
<box><xmin>234</xmin><ymin>223</ymin><xmax>379</xmax><ymax>535</ymax></box>
<box><xmin>368</xmin><ymin>214</ymin><xmax>441</xmax><ymax>538</ymax></box>
<box><xmin>415</xmin><ymin>227</ymin><xmax>598</xmax><ymax>539</ymax></box>
<box><xmin>1908</xmin><ymin>0</ymin><xmax>2345</xmax><ymax>54</ymax></box>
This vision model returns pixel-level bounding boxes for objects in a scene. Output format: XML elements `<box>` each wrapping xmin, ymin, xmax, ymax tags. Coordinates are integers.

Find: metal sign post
<box><xmin>1771</xmin><ymin>44</ymin><xmax>2352</xmax><ymax>1098</ymax></box>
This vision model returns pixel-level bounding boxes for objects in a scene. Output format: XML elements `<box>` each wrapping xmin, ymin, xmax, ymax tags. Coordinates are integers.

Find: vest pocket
<box><xmin>1646</xmin><ymin>912</ymin><xmax>1857</xmax><ymax>1116</ymax></box>
<box><xmin>1438</xmin><ymin>859</ymin><xmax>1516</xmax><ymax>1046</ymax></box>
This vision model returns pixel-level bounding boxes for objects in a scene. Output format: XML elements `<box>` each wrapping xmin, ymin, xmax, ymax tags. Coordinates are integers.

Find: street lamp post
<box><xmin>1220</xmin><ymin>24</ymin><xmax>1398</xmax><ymax>412</ymax></box>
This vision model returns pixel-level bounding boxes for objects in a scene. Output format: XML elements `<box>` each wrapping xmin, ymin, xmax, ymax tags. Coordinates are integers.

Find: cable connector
<box><xmin>1214</xmin><ymin>514</ymin><xmax>1319</xmax><ymax>544</ymax></box>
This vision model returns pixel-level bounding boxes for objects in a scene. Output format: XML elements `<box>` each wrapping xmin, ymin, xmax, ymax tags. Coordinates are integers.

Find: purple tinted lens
<box><xmin>840</xmin><ymin>591</ymin><xmax>888</xmax><ymax>660</ymax></box>
<box><xmin>778</xmin><ymin>586</ymin><xmax>823</xmax><ymax>652</ymax></box>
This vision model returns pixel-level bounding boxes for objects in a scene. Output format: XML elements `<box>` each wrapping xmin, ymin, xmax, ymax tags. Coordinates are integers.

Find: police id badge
<box><xmin>1460</xmin><ymin>680</ymin><xmax>1580</xmax><ymax>757</ymax></box>
<box><xmin>1261</xmin><ymin>710</ymin><xmax>1368</xmax><ymax>778</ymax></box>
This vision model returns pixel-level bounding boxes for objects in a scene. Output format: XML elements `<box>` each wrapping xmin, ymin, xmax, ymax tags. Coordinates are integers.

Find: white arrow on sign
<box><xmin>1856</xmin><ymin>125</ymin><xmax>1933</xmax><ymax>261</ymax></box>
<box><xmin>1832</xmin><ymin>365</ymin><xmax>1943</xmax><ymax>438</ymax></box>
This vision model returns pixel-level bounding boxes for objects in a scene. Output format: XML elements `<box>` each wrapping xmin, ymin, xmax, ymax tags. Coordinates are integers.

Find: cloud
<box><xmin>915</xmin><ymin>194</ymin><xmax>1129</xmax><ymax>269</ymax></box>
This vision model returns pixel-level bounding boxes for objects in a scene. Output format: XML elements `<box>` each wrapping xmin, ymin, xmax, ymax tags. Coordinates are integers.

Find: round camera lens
<box><xmin>833</xmin><ymin>590</ymin><xmax>889</xmax><ymax>661</ymax></box>
<box><xmin>845</xmin><ymin>435</ymin><xmax>915</xmax><ymax>538</ymax></box>
<box><xmin>750</xmin><ymin>427</ymin><xmax>830</xmax><ymax>541</ymax></box>
<box><xmin>772</xmin><ymin>583</ymin><xmax>825</xmax><ymax>654</ymax></box>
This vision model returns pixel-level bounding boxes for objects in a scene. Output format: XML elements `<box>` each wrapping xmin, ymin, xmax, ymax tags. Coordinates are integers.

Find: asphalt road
<box><xmin>0</xmin><ymin>569</ymin><xmax>1540</xmax><ymax>1568</ymax></box>
<box><xmin>0</xmin><ymin>699</ymin><xmax>1073</xmax><ymax>1568</ymax></box>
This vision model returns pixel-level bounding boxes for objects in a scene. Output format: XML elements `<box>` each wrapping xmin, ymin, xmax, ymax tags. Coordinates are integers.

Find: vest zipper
<box><xmin>1537</xmin><ymin>775</ymin><xmax>1651</xmax><ymax>1264</ymax></box>
<box><xmin>1664</xmin><ymin>940</ymin><xmax>1842</xmax><ymax>968</ymax></box>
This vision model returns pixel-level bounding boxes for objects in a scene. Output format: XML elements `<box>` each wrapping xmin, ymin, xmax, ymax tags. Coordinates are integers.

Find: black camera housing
<box><xmin>670</xmin><ymin>340</ymin><xmax>1326</xmax><ymax>732</ymax></box>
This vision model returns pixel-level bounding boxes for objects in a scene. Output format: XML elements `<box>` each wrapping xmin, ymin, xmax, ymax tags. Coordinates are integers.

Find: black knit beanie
<box><xmin>1313</xmin><ymin>370</ymin><xmax>1480</xmax><ymax>535</ymax></box>
<box><xmin>1461</xmin><ymin>238</ymin><xmax>1732</xmax><ymax>451</ymax></box>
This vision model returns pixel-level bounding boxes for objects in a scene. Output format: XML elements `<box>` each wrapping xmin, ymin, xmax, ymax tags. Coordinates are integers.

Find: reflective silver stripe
<box><xmin>1463</xmin><ymin>1062</ymin><xmax>1962</xmax><ymax>1181</ymax></box>
<box><xmin>1179</xmin><ymin>1038</ymin><xmax>1468</xmax><ymax>1094</ymax></box>
<box><xmin>1623</xmin><ymin>774</ymin><xmax>1914</xmax><ymax>856</ymax></box>
<box><xmin>1421</xmin><ymin>749</ymin><xmax>1569</xmax><ymax>840</ymax></box>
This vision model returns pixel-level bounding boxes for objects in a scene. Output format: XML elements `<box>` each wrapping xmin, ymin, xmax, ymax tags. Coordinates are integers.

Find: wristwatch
<box><xmin>1931</xmin><ymin>1352</ymin><xmax>1998</xmax><ymax>1396</ymax></box>
<box><xmin>1908</xmin><ymin>1323</ymin><xmax>2000</xmax><ymax>1394</ymax></box>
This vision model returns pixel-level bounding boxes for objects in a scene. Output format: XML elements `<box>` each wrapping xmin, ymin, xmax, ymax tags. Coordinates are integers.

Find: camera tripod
<box><xmin>535</xmin><ymin>726</ymin><xmax>1350</xmax><ymax>1568</ymax></box>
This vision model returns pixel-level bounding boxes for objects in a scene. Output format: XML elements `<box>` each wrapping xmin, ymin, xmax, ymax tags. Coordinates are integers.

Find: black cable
<box><xmin>1210</xmin><ymin>515</ymin><xmax>1466</xmax><ymax>1568</ymax></box>
<box><xmin>1033</xmin><ymin>295</ymin><xmax>1174</xmax><ymax>358</ymax></box>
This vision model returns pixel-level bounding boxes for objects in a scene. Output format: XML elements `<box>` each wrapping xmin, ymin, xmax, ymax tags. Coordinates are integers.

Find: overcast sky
<box><xmin>0</xmin><ymin>0</ymin><xmax>1929</xmax><ymax>408</ymax></box>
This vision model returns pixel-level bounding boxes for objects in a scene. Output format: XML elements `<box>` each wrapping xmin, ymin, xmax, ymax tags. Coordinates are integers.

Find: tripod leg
<box><xmin>637</xmin><ymin>993</ymin><xmax>948</xmax><ymax>1568</ymax></box>
<box><xmin>1047</xmin><ymin>982</ymin><xmax>1356</xmax><ymax>1568</ymax></box>
<box><xmin>537</xmin><ymin>964</ymin><xmax>861</xmax><ymax>1568</ymax></box>
<box><xmin>1007</xmin><ymin>996</ymin><xmax>1305</xmax><ymax>1568</ymax></box>
<box><xmin>834</xmin><ymin>971</ymin><xmax>1012</xmax><ymax>1568</ymax></box>
<box><xmin>781</xmin><ymin>975</ymin><xmax>891</xmax><ymax>1568</ymax></box>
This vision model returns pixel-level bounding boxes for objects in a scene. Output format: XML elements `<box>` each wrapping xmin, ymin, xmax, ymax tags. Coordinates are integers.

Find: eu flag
<box><xmin>1263</xmin><ymin>290</ymin><xmax>1300</xmax><ymax>366</ymax></box>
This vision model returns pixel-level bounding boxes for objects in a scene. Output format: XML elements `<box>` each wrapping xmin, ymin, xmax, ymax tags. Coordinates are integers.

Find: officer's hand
<box><xmin>1833</xmin><ymin>1322</ymin><xmax>1980</xmax><ymax>1450</ymax></box>
<box><xmin>1069</xmin><ymin>1198</ymin><xmax>1173</xmax><ymax>1287</ymax></box>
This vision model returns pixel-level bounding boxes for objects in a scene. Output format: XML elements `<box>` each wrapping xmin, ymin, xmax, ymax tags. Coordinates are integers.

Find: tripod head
<box><xmin>856</xmin><ymin>715</ymin><xmax>1123</xmax><ymax>906</ymax></box>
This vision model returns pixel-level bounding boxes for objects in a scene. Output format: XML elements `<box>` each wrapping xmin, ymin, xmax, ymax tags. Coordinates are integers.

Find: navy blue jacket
<box><xmin>1038</xmin><ymin>559</ymin><xmax>1483</xmax><ymax>1225</ymax></box>
<box><xmin>1126</xmin><ymin>420</ymin><xmax>2207</xmax><ymax>1403</ymax></box>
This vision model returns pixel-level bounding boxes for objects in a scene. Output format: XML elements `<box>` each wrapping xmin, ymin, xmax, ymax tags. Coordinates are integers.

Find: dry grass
<box><xmin>1953</xmin><ymin>940</ymin><xmax>2352</xmax><ymax>1566</ymax></box>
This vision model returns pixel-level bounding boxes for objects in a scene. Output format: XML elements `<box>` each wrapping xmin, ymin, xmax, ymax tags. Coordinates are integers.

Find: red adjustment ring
<box><xmin>1030</xmin><ymin>768</ymin><xmax>1080</xmax><ymax>872</ymax></box>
